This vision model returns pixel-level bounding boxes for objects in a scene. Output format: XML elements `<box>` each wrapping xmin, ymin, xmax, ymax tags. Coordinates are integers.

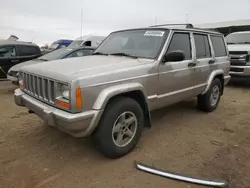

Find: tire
<box><xmin>92</xmin><ymin>97</ymin><xmax>144</xmax><ymax>159</ymax></box>
<box><xmin>197</xmin><ymin>78</ymin><xmax>222</xmax><ymax>112</ymax></box>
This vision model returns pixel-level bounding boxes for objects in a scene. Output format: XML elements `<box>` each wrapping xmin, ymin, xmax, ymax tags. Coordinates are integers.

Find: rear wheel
<box><xmin>197</xmin><ymin>78</ymin><xmax>222</xmax><ymax>112</ymax></box>
<box><xmin>92</xmin><ymin>97</ymin><xmax>144</xmax><ymax>159</ymax></box>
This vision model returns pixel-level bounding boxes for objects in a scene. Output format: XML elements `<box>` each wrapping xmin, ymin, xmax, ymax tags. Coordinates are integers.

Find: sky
<box><xmin>0</xmin><ymin>0</ymin><xmax>250</xmax><ymax>46</ymax></box>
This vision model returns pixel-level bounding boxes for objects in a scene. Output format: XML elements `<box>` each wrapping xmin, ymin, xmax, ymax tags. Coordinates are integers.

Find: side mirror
<box><xmin>163</xmin><ymin>50</ymin><xmax>185</xmax><ymax>62</ymax></box>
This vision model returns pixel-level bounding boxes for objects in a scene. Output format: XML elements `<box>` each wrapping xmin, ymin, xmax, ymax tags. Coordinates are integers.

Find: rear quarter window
<box><xmin>211</xmin><ymin>36</ymin><xmax>227</xmax><ymax>57</ymax></box>
<box><xmin>19</xmin><ymin>45</ymin><xmax>40</xmax><ymax>56</ymax></box>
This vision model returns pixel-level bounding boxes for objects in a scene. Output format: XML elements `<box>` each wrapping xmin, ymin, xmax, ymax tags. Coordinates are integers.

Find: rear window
<box><xmin>19</xmin><ymin>46</ymin><xmax>40</xmax><ymax>56</ymax></box>
<box><xmin>194</xmin><ymin>34</ymin><xmax>211</xmax><ymax>58</ymax></box>
<box><xmin>211</xmin><ymin>36</ymin><xmax>227</xmax><ymax>57</ymax></box>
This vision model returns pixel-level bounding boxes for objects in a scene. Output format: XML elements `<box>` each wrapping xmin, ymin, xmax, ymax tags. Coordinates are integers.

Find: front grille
<box><xmin>229</xmin><ymin>51</ymin><xmax>248</xmax><ymax>66</ymax></box>
<box><xmin>22</xmin><ymin>72</ymin><xmax>55</xmax><ymax>104</ymax></box>
<box><xmin>230</xmin><ymin>67</ymin><xmax>244</xmax><ymax>72</ymax></box>
<box><xmin>229</xmin><ymin>51</ymin><xmax>248</xmax><ymax>55</ymax></box>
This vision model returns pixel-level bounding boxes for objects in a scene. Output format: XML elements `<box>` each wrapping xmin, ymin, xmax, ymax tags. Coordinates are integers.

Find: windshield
<box><xmin>94</xmin><ymin>29</ymin><xmax>168</xmax><ymax>59</ymax></box>
<box><xmin>226</xmin><ymin>33</ymin><xmax>250</xmax><ymax>44</ymax></box>
<box><xmin>38</xmin><ymin>48</ymin><xmax>73</xmax><ymax>61</ymax></box>
<box><xmin>68</xmin><ymin>40</ymin><xmax>83</xmax><ymax>48</ymax></box>
<box><xmin>49</xmin><ymin>42</ymin><xmax>59</xmax><ymax>50</ymax></box>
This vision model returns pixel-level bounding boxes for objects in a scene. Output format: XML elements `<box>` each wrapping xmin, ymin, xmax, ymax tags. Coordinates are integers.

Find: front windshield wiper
<box><xmin>92</xmin><ymin>52</ymin><xmax>108</xmax><ymax>56</ymax></box>
<box><xmin>110</xmin><ymin>52</ymin><xmax>138</xmax><ymax>59</ymax></box>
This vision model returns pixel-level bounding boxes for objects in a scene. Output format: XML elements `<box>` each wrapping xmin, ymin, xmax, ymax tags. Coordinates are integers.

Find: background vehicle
<box><xmin>68</xmin><ymin>36</ymin><xmax>106</xmax><ymax>48</ymax></box>
<box><xmin>8</xmin><ymin>46</ymin><xmax>95</xmax><ymax>84</ymax></box>
<box><xmin>226</xmin><ymin>31</ymin><xmax>250</xmax><ymax>81</ymax></box>
<box><xmin>0</xmin><ymin>40</ymin><xmax>41</xmax><ymax>78</ymax></box>
<box><xmin>14</xmin><ymin>24</ymin><xmax>230</xmax><ymax>158</ymax></box>
<box><xmin>42</xmin><ymin>39</ymin><xmax>73</xmax><ymax>54</ymax></box>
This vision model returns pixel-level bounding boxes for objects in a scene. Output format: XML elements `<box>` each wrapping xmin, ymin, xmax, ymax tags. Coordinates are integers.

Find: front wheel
<box><xmin>197</xmin><ymin>78</ymin><xmax>222</xmax><ymax>112</ymax></box>
<box><xmin>92</xmin><ymin>97</ymin><xmax>144</xmax><ymax>159</ymax></box>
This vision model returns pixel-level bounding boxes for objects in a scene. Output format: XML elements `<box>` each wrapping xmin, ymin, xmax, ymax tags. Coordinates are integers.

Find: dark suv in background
<box><xmin>0</xmin><ymin>40</ymin><xmax>41</xmax><ymax>78</ymax></box>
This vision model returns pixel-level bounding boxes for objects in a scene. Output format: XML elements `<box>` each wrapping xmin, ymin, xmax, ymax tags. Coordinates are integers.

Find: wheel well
<box><xmin>107</xmin><ymin>91</ymin><xmax>151</xmax><ymax>127</ymax></box>
<box><xmin>214</xmin><ymin>74</ymin><xmax>224</xmax><ymax>95</ymax></box>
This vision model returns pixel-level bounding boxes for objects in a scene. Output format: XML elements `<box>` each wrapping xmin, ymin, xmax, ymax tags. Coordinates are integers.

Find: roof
<box><xmin>0</xmin><ymin>39</ymin><xmax>39</xmax><ymax>47</ymax></box>
<box><xmin>195</xmin><ymin>19</ymin><xmax>250</xmax><ymax>29</ymax></box>
<box><xmin>228</xmin><ymin>31</ymin><xmax>250</xmax><ymax>34</ymax></box>
<box><xmin>151</xmin><ymin>25</ymin><xmax>221</xmax><ymax>34</ymax></box>
<box><xmin>56</xmin><ymin>39</ymin><xmax>73</xmax><ymax>43</ymax></box>
<box><xmin>113</xmin><ymin>25</ymin><xmax>221</xmax><ymax>35</ymax></box>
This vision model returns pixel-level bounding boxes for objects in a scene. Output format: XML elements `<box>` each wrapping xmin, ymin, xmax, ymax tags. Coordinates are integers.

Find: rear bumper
<box><xmin>229</xmin><ymin>65</ymin><xmax>250</xmax><ymax>77</ymax></box>
<box><xmin>14</xmin><ymin>89</ymin><xmax>103</xmax><ymax>137</ymax></box>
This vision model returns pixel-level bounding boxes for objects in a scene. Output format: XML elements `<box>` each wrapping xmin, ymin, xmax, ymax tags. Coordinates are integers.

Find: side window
<box><xmin>167</xmin><ymin>33</ymin><xmax>191</xmax><ymax>60</ymax></box>
<box><xmin>194</xmin><ymin>34</ymin><xmax>211</xmax><ymax>58</ymax></box>
<box><xmin>0</xmin><ymin>46</ymin><xmax>16</xmax><ymax>57</ymax></box>
<box><xmin>211</xmin><ymin>36</ymin><xmax>227</xmax><ymax>57</ymax></box>
<box><xmin>83</xmin><ymin>41</ymin><xmax>92</xmax><ymax>46</ymax></box>
<box><xmin>19</xmin><ymin>46</ymin><xmax>40</xmax><ymax>56</ymax></box>
<box><xmin>66</xmin><ymin>49</ymin><xmax>94</xmax><ymax>58</ymax></box>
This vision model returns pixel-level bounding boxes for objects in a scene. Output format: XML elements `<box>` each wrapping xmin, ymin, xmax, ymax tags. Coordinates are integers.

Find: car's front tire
<box><xmin>92</xmin><ymin>97</ymin><xmax>144</xmax><ymax>159</ymax></box>
<box><xmin>197</xmin><ymin>78</ymin><xmax>222</xmax><ymax>112</ymax></box>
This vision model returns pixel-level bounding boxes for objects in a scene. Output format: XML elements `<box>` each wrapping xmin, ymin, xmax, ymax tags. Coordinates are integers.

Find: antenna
<box><xmin>186</xmin><ymin>13</ymin><xmax>189</xmax><ymax>23</ymax></box>
<box><xmin>81</xmin><ymin>8</ymin><xmax>83</xmax><ymax>40</ymax></box>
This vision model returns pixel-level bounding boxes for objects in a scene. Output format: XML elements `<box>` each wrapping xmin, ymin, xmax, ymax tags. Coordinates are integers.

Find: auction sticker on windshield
<box><xmin>144</xmin><ymin>31</ymin><xmax>165</xmax><ymax>37</ymax></box>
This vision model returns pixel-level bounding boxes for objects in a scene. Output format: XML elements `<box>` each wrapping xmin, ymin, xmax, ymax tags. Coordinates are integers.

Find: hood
<box><xmin>9</xmin><ymin>59</ymin><xmax>46</xmax><ymax>72</ymax></box>
<box><xmin>21</xmin><ymin>55</ymin><xmax>153</xmax><ymax>81</ymax></box>
<box><xmin>228</xmin><ymin>44</ymin><xmax>250</xmax><ymax>52</ymax></box>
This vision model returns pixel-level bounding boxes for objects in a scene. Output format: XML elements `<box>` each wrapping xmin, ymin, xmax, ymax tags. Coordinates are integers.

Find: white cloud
<box><xmin>0</xmin><ymin>0</ymin><xmax>249</xmax><ymax>45</ymax></box>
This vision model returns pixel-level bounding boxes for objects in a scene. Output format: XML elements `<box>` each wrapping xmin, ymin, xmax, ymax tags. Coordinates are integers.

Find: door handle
<box><xmin>188</xmin><ymin>62</ymin><xmax>196</xmax><ymax>67</ymax></box>
<box><xmin>11</xmin><ymin>60</ymin><xmax>19</xmax><ymax>63</ymax></box>
<box><xmin>208</xmin><ymin>60</ymin><xmax>215</xmax><ymax>64</ymax></box>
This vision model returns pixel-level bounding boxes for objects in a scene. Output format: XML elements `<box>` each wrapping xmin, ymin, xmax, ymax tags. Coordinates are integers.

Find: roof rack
<box><xmin>150</xmin><ymin>23</ymin><xmax>194</xmax><ymax>28</ymax></box>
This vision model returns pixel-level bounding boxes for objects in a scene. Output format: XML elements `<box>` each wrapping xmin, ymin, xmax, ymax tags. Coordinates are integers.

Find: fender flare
<box><xmin>202</xmin><ymin>69</ymin><xmax>224</xmax><ymax>95</ymax></box>
<box><xmin>93</xmin><ymin>82</ymin><xmax>149</xmax><ymax>110</ymax></box>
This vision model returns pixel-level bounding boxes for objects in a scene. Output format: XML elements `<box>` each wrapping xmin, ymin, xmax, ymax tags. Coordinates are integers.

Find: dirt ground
<box><xmin>0</xmin><ymin>80</ymin><xmax>249</xmax><ymax>188</ymax></box>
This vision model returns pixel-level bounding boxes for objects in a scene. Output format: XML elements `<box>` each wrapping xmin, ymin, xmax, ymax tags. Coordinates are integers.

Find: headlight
<box><xmin>61</xmin><ymin>84</ymin><xmax>70</xmax><ymax>99</ymax></box>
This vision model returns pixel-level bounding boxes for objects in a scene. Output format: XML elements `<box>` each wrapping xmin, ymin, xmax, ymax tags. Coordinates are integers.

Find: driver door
<box><xmin>157</xmin><ymin>32</ymin><xmax>195</xmax><ymax>107</ymax></box>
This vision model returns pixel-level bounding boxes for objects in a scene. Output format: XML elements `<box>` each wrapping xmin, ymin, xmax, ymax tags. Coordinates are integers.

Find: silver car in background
<box><xmin>226</xmin><ymin>31</ymin><xmax>250</xmax><ymax>81</ymax></box>
<box><xmin>8</xmin><ymin>46</ymin><xmax>95</xmax><ymax>85</ymax></box>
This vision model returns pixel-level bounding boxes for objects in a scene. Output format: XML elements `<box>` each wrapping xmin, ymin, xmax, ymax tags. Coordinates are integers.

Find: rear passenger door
<box><xmin>192</xmin><ymin>33</ymin><xmax>213</xmax><ymax>95</ymax></box>
<box><xmin>158</xmin><ymin>32</ymin><xmax>195</xmax><ymax>106</ymax></box>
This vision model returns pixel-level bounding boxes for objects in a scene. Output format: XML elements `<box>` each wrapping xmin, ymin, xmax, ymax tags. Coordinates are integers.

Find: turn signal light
<box><xmin>55</xmin><ymin>99</ymin><xmax>70</xmax><ymax>109</ymax></box>
<box><xmin>76</xmin><ymin>88</ymin><xmax>82</xmax><ymax>109</ymax></box>
<box><xmin>19</xmin><ymin>82</ymin><xmax>24</xmax><ymax>89</ymax></box>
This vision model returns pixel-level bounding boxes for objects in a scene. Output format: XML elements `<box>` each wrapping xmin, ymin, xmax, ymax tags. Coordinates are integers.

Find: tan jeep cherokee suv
<box><xmin>14</xmin><ymin>24</ymin><xmax>231</xmax><ymax>158</ymax></box>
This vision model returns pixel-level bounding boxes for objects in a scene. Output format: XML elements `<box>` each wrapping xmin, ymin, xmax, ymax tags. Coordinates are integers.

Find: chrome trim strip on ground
<box><xmin>135</xmin><ymin>161</ymin><xmax>228</xmax><ymax>187</ymax></box>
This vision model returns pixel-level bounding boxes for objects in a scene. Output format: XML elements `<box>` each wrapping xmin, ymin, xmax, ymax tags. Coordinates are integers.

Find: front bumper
<box><xmin>229</xmin><ymin>65</ymin><xmax>250</xmax><ymax>77</ymax></box>
<box><xmin>14</xmin><ymin>89</ymin><xmax>103</xmax><ymax>137</ymax></box>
